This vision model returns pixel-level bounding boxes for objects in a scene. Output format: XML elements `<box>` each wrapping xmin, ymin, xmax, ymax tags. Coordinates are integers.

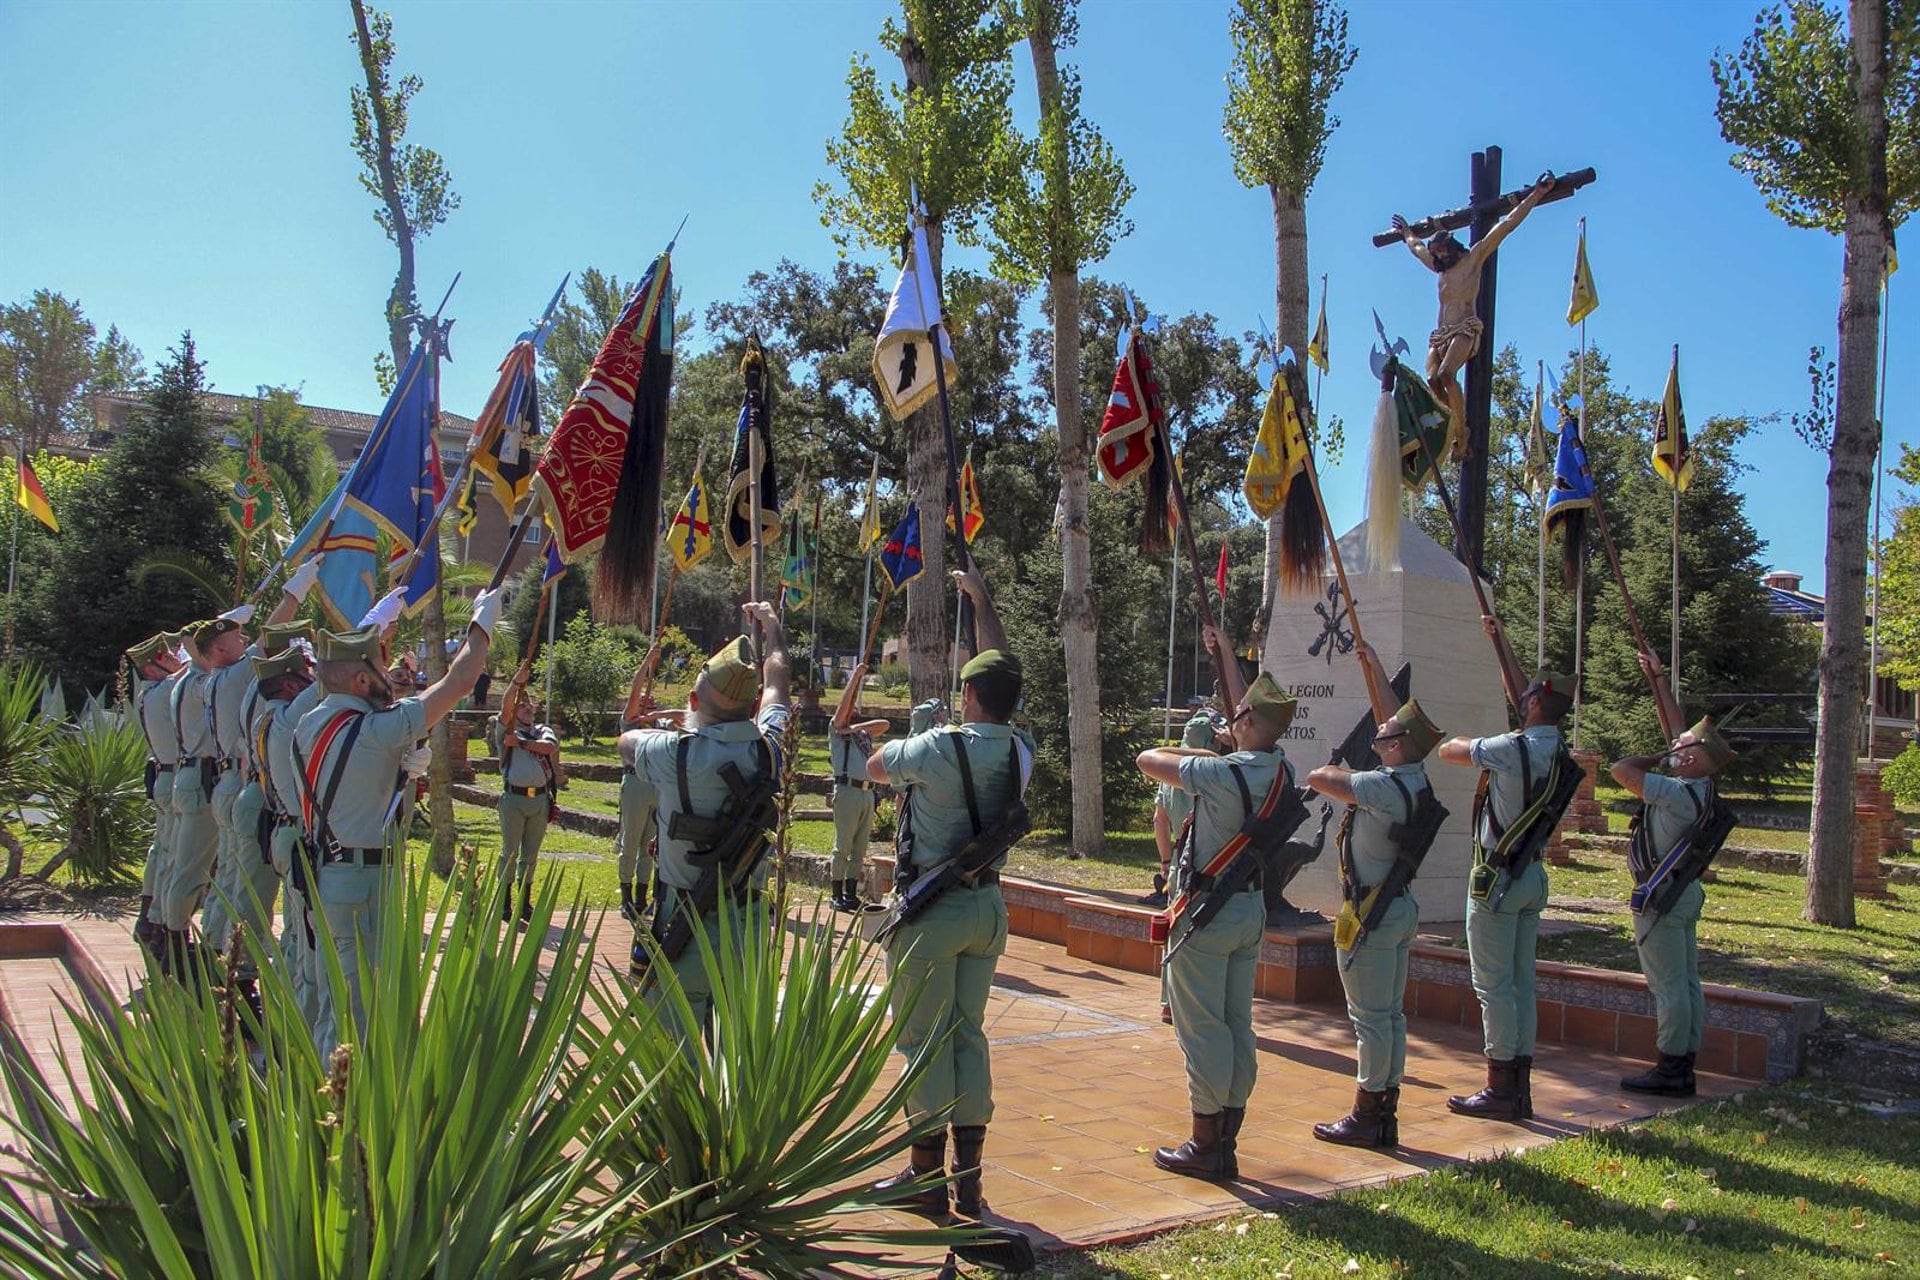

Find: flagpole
<box><xmin>1670</xmin><ymin>347</ymin><xmax>1683</xmax><ymax>705</ymax></box>
<box><xmin>1284</xmin><ymin>360</ymin><xmax>1368</xmax><ymax>653</ymax></box>
<box><xmin>862</xmin><ymin>579</ymin><xmax>895</xmax><ymax>670</ymax></box>
<box><xmin>1575</xmin><ymin>309</ymin><xmax>1588</xmax><ymax>746</ymax></box>
<box><xmin>745</xmin><ymin>337</ymin><xmax>766</xmax><ymax>654</ymax></box>
<box><xmin>544</xmin><ymin>565</ymin><xmax>558</xmax><ymax>709</ymax></box>
<box><xmin>808</xmin><ymin>490</ymin><xmax>821</xmax><ymax>692</ymax></box>
<box><xmin>6</xmin><ymin>437</ymin><xmax>21</xmax><ymax>660</ymax></box>
<box><xmin>1536</xmin><ymin>360</ymin><xmax>1548</xmax><ymax>671</ymax></box>
<box><xmin>1868</xmin><ymin>265</ymin><xmax>1893</xmax><ymax>758</ymax></box>
<box><xmin>857</xmin><ymin>456</ymin><xmax>877</xmax><ymax>691</ymax></box>
<box><xmin>1164</xmin><ymin>541</ymin><xmax>1178</xmax><ymax>742</ymax></box>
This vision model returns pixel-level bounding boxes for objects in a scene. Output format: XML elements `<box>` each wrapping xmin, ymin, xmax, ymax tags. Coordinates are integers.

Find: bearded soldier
<box><xmin>1435</xmin><ymin>616</ymin><xmax>1577</xmax><ymax>1122</ymax></box>
<box><xmin>126</xmin><ymin>632</ymin><xmax>185</xmax><ymax>955</ymax></box>
<box><xmin>1612</xmin><ymin>651</ymin><xmax>1736</xmax><ymax>1098</ymax></box>
<box><xmin>296</xmin><ymin>587</ymin><xmax>498</xmax><ymax>1057</ymax></box>
<box><xmin>1305</xmin><ymin>640</ymin><xmax>1445</xmax><ymax>1149</ymax></box>
<box><xmin>1136</xmin><ymin>622</ymin><xmax>1298</xmax><ymax>1182</ymax></box>
<box><xmin>868</xmin><ymin>568</ymin><xmax>1030</xmax><ymax>1222</ymax></box>
<box><xmin>624</xmin><ymin>602</ymin><xmax>791</xmax><ymax>1032</ymax></box>
<box><xmin>827</xmin><ymin>661</ymin><xmax>889</xmax><ymax>912</ymax></box>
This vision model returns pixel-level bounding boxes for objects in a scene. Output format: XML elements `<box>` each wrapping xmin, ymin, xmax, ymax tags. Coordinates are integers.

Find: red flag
<box><xmin>1215</xmin><ymin>538</ymin><xmax>1229</xmax><ymax>600</ymax></box>
<box><xmin>1098</xmin><ymin>330</ymin><xmax>1172</xmax><ymax>552</ymax></box>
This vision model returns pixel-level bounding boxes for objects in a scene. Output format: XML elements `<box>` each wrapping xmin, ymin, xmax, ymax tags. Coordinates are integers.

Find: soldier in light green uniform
<box><xmin>496</xmin><ymin>676</ymin><xmax>560</xmax><ymax>925</ymax></box>
<box><xmin>1141</xmin><ymin>710</ymin><xmax>1222</xmax><ymax>909</ymax></box>
<box><xmin>1436</xmin><ymin>616</ymin><xmax>1574</xmax><ymax>1122</ymax></box>
<box><xmin>615</xmin><ymin>653</ymin><xmax>664</xmax><ymax>921</ymax></box>
<box><xmin>625</xmin><ymin>602</ymin><xmax>791</xmax><ymax>1032</ymax></box>
<box><xmin>1612</xmin><ymin>651</ymin><xmax>1734</xmax><ymax>1098</ymax></box>
<box><xmin>1135</xmin><ymin>622</ymin><xmax>1295</xmax><ymax>1182</ymax></box>
<box><xmin>203</xmin><ymin>618</ymin><xmax>314</xmax><ymax>960</ymax></box>
<box><xmin>1304</xmin><ymin>640</ymin><xmax>1444</xmax><ymax>1149</ymax></box>
<box><xmin>126</xmin><ymin>633</ymin><xmax>185</xmax><ymax>956</ymax></box>
<box><xmin>296</xmin><ymin>591</ymin><xmax>497</xmax><ymax>1058</ymax></box>
<box><xmin>253</xmin><ymin>644</ymin><xmax>324</xmax><ymax>1027</ymax></box>
<box><xmin>828</xmin><ymin>661</ymin><xmax>889</xmax><ymax>912</ymax></box>
<box><xmin>155</xmin><ymin>618</ymin><xmax>239</xmax><ymax>969</ymax></box>
<box><xmin>868</xmin><ymin>568</ymin><xmax>1030</xmax><ymax>1222</ymax></box>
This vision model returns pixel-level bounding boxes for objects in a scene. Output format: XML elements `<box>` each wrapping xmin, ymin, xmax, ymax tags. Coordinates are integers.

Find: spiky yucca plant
<box><xmin>34</xmin><ymin>716</ymin><xmax>150</xmax><ymax>884</ymax></box>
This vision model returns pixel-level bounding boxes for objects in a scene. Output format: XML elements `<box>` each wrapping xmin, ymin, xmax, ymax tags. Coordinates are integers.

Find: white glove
<box><xmin>218</xmin><ymin>603</ymin><xmax>254</xmax><ymax>624</ymax></box>
<box><xmin>358</xmin><ymin>585</ymin><xmax>409</xmax><ymax>630</ymax></box>
<box><xmin>401</xmin><ymin>744</ymin><xmax>432</xmax><ymax>779</ymax></box>
<box><xmin>283</xmin><ymin>554</ymin><xmax>324</xmax><ymax>602</ymax></box>
<box><xmin>469</xmin><ymin>587</ymin><xmax>504</xmax><ymax>639</ymax></box>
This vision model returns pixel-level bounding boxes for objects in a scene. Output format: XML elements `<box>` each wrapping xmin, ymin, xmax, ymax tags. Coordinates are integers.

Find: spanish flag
<box><xmin>1567</xmin><ymin>221</ymin><xmax>1599</xmax><ymax>326</ymax></box>
<box><xmin>1651</xmin><ymin>347</ymin><xmax>1693</xmax><ymax>492</ymax></box>
<box><xmin>16</xmin><ymin>457</ymin><xmax>56</xmax><ymax>533</ymax></box>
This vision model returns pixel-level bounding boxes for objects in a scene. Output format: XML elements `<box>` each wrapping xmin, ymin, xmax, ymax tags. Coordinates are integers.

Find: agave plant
<box><xmin>33</xmin><ymin>716</ymin><xmax>150</xmax><ymax>884</ymax></box>
<box><xmin>0</xmin><ymin>661</ymin><xmax>57</xmax><ymax>879</ymax></box>
<box><xmin>585</xmin><ymin>897</ymin><xmax>973</xmax><ymax>1276</ymax></box>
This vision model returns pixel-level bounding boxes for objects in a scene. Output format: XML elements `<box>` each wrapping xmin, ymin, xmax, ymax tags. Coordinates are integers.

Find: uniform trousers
<box><xmin>887</xmin><ymin>883</ymin><xmax>1007</xmax><ymax>1128</ymax></box>
<box><xmin>158</xmin><ymin>767</ymin><xmax>219</xmax><ymax>930</ymax></box>
<box><xmin>1164</xmin><ymin>888</ymin><xmax>1264</xmax><ymax>1114</ymax></box>
<box><xmin>615</xmin><ymin>770</ymin><xmax>656</xmax><ymax>885</ymax></box>
<box><xmin>269</xmin><ymin>823</ymin><xmax>321</xmax><ymax>1029</ymax></box>
<box><xmin>142</xmin><ymin>766</ymin><xmax>176</xmax><ymax>899</ymax></box>
<box><xmin>204</xmin><ymin>779</ymin><xmax>278</xmax><ymax>954</ymax></box>
<box><xmin>830</xmin><ymin>786</ymin><xmax>873</xmax><ymax>882</ymax></box>
<box><xmin>1465</xmin><ymin>859</ymin><xmax>1549</xmax><ymax>1059</ymax></box>
<box><xmin>1337</xmin><ymin>893</ymin><xmax>1418</xmax><ymax>1091</ymax></box>
<box><xmin>497</xmin><ymin>791</ymin><xmax>550</xmax><ymax>884</ymax></box>
<box><xmin>1635</xmin><ymin>879</ymin><xmax>1706</xmax><ymax>1056</ymax></box>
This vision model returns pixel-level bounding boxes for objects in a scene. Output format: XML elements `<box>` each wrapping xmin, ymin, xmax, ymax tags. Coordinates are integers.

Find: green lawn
<box><xmin>1539</xmin><ymin>858</ymin><xmax>1920</xmax><ymax>1051</ymax></box>
<box><xmin>1064</xmin><ymin>1083</ymin><xmax>1920</xmax><ymax>1279</ymax></box>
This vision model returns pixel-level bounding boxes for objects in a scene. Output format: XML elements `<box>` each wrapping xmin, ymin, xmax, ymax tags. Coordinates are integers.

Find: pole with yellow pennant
<box><xmin>8</xmin><ymin>439</ymin><xmax>59</xmax><ymax>657</ymax></box>
<box><xmin>1650</xmin><ymin>346</ymin><xmax>1692</xmax><ymax>702</ymax></box>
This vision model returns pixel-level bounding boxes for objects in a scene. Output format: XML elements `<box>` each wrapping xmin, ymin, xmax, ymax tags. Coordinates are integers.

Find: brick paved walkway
<box><xmin>2</xmin><ymin>906</ymin><xmax>1739</xmax><ymax>1264</ymax></box>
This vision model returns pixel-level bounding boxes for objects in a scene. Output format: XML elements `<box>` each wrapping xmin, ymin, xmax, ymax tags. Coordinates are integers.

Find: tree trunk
<box><xmin>1805</xmin><ymin>0</ymin><xmax>1889</xmax><ymax>927</ymax></box>
<box><xmin>1253</xmin><ymin>183</ymin><xmax>1311</xmax><ymax>654</ymax></box>
<box><xmin>0</xmin><ymin>825</ymin><xmax>24</xmax><ymax>879</ymax></box>
<box><xmin>1053</xmin><ymin>270</ymin><xmax>1105</xmax><ymax>854</ymax></box>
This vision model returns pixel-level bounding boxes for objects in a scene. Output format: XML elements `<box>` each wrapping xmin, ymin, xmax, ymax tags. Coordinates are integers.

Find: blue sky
<box><xmin>1</xmin><ymin>0</ymin><xmax>1907</xmax><ymax>594</ymax></box>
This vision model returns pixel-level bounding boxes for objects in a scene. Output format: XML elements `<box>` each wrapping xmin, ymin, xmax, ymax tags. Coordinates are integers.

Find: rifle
<box><xmin>1471</xmin><ymin>745</ymin><xmax>1584</xmax><ymax>910</ymax></box>
<box><xmin>1628</xmin><ymin>786</ymin><xmax>1739</xmax><ymax>943</ymax></box>
<box><xmin>1336</xmin><ymin>780</ymin><xmax>1449</xmax><ymax>969</ymax></box>
<box><xmin>872</xmin><ymin>737</ymin><xmax>1027</xmax><ymax>948</ymax></box>
<box><xmin>1162</xmin><ymin>774</ymin><xmax>1309</xmax><ymax>965</ymax></box>
<box><xmin>631</xmin><ymin>757</ymin><xmax>779</xmax><ymax>976</ymax></box>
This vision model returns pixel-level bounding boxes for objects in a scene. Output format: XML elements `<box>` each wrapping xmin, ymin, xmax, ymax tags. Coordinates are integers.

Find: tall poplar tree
<box><xmin>817</xmin><ymin>0</ymin><xmax>1021</xmax><ymax>702</ymax></box>
<box><xmin>349</xmin><ymin>0</ymin><xmax>462</xmax><ymax>873</ymax></box>
<box><xmin>1222</xmin><ymin>0</ymin><xmax>1356</xmax><ymax>650</ymax></box>
<box><xmin>1713</xmin><ymin>0</ymin><xmax>1916</xmax><ymax>926</ymax></box>
<box><xmin>990</xmin><ymin>0</ymin><xmax>1133</xmax><ymax>854</ymax></box>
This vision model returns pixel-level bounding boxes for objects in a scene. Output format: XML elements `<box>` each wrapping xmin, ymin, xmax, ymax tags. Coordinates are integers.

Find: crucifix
<box><xmin>1373</xmin><ymin>146</ymin><xmax>1596</xmax><ymax>576</ymax></box>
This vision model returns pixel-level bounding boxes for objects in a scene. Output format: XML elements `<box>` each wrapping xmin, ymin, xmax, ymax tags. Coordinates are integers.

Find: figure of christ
<box><xmin>1391</xmin><ymin>175</ymin><xmax>1555</xmax><ymax>458</ymax></box>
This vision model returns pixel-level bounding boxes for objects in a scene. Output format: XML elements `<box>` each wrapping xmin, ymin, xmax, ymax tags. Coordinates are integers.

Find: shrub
<box><xmin>36</xmin><ymin>716</ymin><xmax>150</xmax><ymax>884</ymax></box>
<box><xmin>1884</xmin><ymin>743</ymin><xmax>1920</xmax><ymax>811</ymax></box>
<box><xmin>536</xmin><ymin>614</ymin><xmax>640</xmax><ymax>742</ymax></box>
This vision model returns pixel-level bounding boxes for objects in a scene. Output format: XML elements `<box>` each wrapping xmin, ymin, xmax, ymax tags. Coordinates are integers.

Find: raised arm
<box><xmin>1203</xmin><ymin>622</ymin><xmax>1248</xmax><ymax>719</ymax></box>
<box><xmin>1481</xmin><ymin>614</ymin><xmax>1529</xmax><ymax>716</ymax></box>
<box><xmin>832</xmin><ymin>662</ymin><xmax>868</xmax><ymax>730</ymax></box>
<box><xmin>1609</xmin><ymin>750</ymin><xmax>1663</xmax><ymax>800</ymax></box>
<box><xmin>1390</xmin><ymin>214</ymin><xmax>1437</xmax><ymax>270</ymax></box>
<box><xmin>743</xmin><ymin>601</ymin><xmax>790</xmax><ymax>714</ymax></box>
<box><xmin>418</xmin><ymin>588</ymin><xmax>500</xmax><ymax>727</ymax></box>
<box><xmin>1351</xmin><ymin>639</ymin><xmax>1398</xmax><ymax>726</ymax></box>
<box><xmin>623</xmin><ymin>644</ymin><xmax>662</xmax><ymax>724</ymax></box>
<box><xmin>952</xmin><ymin>567</ymin><xmax>1006</xmax><ymax>657</ymax></box>
<box><xmin>1467</xmin><ymin>176</ymin><xmax>1553</xmax><ymax>265</ymax></box>
<box><xmin>1636</xmin><ymin>650</ymin><xmax>1684</xmax><ymax>741</ymax></box>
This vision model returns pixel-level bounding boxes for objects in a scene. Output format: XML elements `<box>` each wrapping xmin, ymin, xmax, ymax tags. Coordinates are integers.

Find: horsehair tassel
<box><xmin>1365</xmin><ymin>385</ymin><xmax>1403</xmax><ymax>573</ymax></box>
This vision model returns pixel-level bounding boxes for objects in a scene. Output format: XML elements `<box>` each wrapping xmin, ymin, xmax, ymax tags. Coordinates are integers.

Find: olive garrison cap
<box><xmin>315</xmin><ymin>627</ymin><xmax>385</xmax><ymax>665</ymax></box>
<box><xmin>124</xmin><ymin>633</ymin><xmax>173</xmax><ymax>665</ymax></box>
<box><xmin>1181</xmin><ymin>709</ymin><xmax>1225</xmax><ymax>749</ymax></box>
<box><xmin>258</xmin><ymin>620</ymin><xmax>313</xmax><ymax>656</ymax></box>
<box><xmin>700</xmin><ymin>636</ymin><xmax>761</xmax><ymax>708</ymax></box>
<box><xmin>1525</xmin><ymin>669</ymin><xmax>1576</xmax><ymax>701</ymax></box>
<box><xmin>1244</xmin><ymin>672</ymin><xmax>1297</xmax><ymax>735</ymax></box>
<box><xmin>251</xmin><ymin>648</ymin><xmax>311</xmax><ymax>682</ymax></box>
<box><xmin>959</xmin><ymin>649</ymin><xmax>1022</xmax><ymax>683</ymax></box>
<box><xmin>186</xmin><ymin>617</ymin><xmax>243</xmax><ymax>652</ymax></box>
<box><xmin>1388</xmin><ymin>698</ymin><xmax>1444</xmax><ymax>760</ymax></box>
<box><xmin>1685</xmin><ymin>715</ymin><xmax>1736</xmax><ymax>770</ymax></box>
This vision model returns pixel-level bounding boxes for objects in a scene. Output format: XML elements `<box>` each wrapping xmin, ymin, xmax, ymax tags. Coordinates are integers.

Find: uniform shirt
<box><xmin>264</xmin><ymin>682</ymin><xmax>325</xmax><ymax>818</ymax></box>
<box><xmin>1640</xmin><ymin>771</ymin><xmax>1712</xmax><ymax>860</ymax></box>
<box><xmin>1468</xmin><ymin>724</ymin><xmax>1565</xmax><ymax>847</ymax></box>
<box><xmin>208</xmin><ymin>651</ymin><xmax>261</xmax><ymax>763</ymax></box>
<box><xmin>880</xmin><ymin>722</ymin><xmax>1034</xmax><ymax>875</ymax></box>
<box><xmin>137</xmin><ymin>675</ymin><xmax>183</xmax><ymax>766</ymax></box>
<box><xmin>629</xmin><ymin>704</ymin><xmax>789</xmax><ymax>891</ymax></box>
<box><xmin>239</xmin><ymin>683</ymin><xmax>270</xmax><ymax>777</ymax></box>
<box><xmin>1174</xmin><ymin>747</ymin><xmax>1292</xmax><ymax>892</ymax></box>
<box><xmin>293</xmin><ymin>692</ymin><xmax>428</xmax><ymax>849</ymax></box>
<box><xmin>1345</xmin><ymin>761</ymin><xmax>1431</xmax><ymax>887</ymax></box>
<box><xmin>830</xmin><ymin>726</ymin><xmax>872</xmax><ymax>785</ymax></box>
<box><xmin>502</xmin><ymin>723</ymin><xmax>558</xmax><ymax>789</ymax></box>
<box><xmin>1157</xmin><ymin>780</ymin><xmax>1194</xmax><ymax>839</ymax></box>
<box><xmin>171</xmin><ymin>667</ymin><xmax>217</xmax><ymax>760</ymax></box>
<box><xmin>618</xmin><ymin>726</ymin><xmax>658</xmax><ymax>828</ymax></box>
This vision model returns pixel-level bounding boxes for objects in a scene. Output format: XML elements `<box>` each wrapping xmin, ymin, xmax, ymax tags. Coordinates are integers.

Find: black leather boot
<box><xmin>831</xmin><ymin>879</ymin><xmax>856</xmax><ymax>912</ymax></box>
<box><xmin>133</xmin><ymin>895</ymin><xmax>158</xmax><ymax>950</ymax></box>
<box><xmin>499</xmin><ymin>878</ymin><xmax>514</xmax><ymax>923</ymax></box>
<box><xmin>1382</xmin><ymin>1085</ymin><xmax>1400</xmax><ymax>1147</ymax></box>
<box><xmin>1313</xmin><ymin>1087</ymin><xmax>1393</xmax><ymax>1148</ymax></box>
<box><xmin>875</xmin><ymin>1134</ymin><xmax>950</xmax><ymax>1219</ymax></box>
<box><xmin>619</xmin><ymin>880</ymin><xmax>637</xmax><ymax>922</ymax></box>
<box><xmin>1138</xmin><ymin>870</ymin><xmax>1169</xmax><ymax>909</ymax></box>
<box><xmin>1218</xmin><ymin>1105</ymin><xmax>1244</xmax><ymax>1179</ymax></box>
<box><xmin>951</xmin><ymin>1124</ymin><xmax>988</xmax><ymax>1219</ymax></box>
<box><xmin>1515</xmin><ymin>1053</ymin><xmax>1536</xmax><ymax>1118</ymax></box>
<box><xmin>1448</xmin><ymin>1058</ymin><xmax>1527</xmax><ymax>1121</ymax></box>
<box><xmin>1153</xmin><ymin>1112</ymin><xmax>1229</xmax><ymax>1180</ymax></box>
<box><xmin>1620</xmin><ymin>1052</ymin><xmax>1697</xmax><ymax>1097</ymax></box>
<box><xmin>518</xmin><ymin>880</ymin><xmax>534</xmax><ymax>926</ymax></box>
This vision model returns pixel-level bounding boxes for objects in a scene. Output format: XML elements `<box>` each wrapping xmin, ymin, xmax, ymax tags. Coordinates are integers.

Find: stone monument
<box><xmin>1262</xmin><ymin>514</ymin><xmax>1510</xmax><ymax>926</ymax></box>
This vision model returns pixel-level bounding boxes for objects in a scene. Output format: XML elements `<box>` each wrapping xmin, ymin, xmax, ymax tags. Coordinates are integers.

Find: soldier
<box><xmin>203</xmin><ymin>619</ymin><xmax>315</xmax><ymax>965</ymax></box>
<box><xmin>1304</xmin><ymin>640</ymin><xmax>1444</xmax><ymax>1149</ymax></box>
<box><xmin>827</xmin><ymin>661</ymin><xmax>889</xmax><ymax>912</ymax></box>
<box><xmin>254</xmin><ymin>641</ymin><xmax>325</xmax><ymax>1028</ymax></box>
<box><xmin>497</xmin><ymin>674</ymin><xmax>561</xmax><ymax>926</ymax></box>
<box><xmin>616</xmin><ymin>652</ymin><xmax>664</xmax><ymax>922</ymax></box>
<box><xmin>867</xmin><ymin>568</ymin><xmax>1031</xmax><ymax>1222</ymax></box>
<box><xmin>126</xmin><ymin>632</ymin><xmax>185</xmax><ymax>954</ymax></box>
<box><xmin>1140</xmin><ymin>710</ymin><xmax>1224</xmax><ymax>910</ymax></box>
<box><xmin>296</xmin><ymin>587</ymin><xmax>499</xmax><ymax>1057</ymax></box>
<box><xmin>1434</xmin><ymin>615</ymin><xmax>1575</xmax><ymax>1123</ymax></box>
<box><xmin>625</xmin><ymin>602</ymin><xmax>791</xmax><ymax>1031</ymax></box>
<box><xmin>1612</xmin><ymin>651</ymin><xmax>1735</xmax><ymax>1098</ymax></box>
<box><xmin>1135</xmin><ymin>622</ymin><xmax>1295</xmax><ymax>1182</ymax></box>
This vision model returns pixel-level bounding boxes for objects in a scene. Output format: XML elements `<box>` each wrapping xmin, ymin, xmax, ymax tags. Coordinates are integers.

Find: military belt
<box><xmin>217</xmin><ymin>758</ymin><xmax>240</xmax><ymax>773</ymax></box>
<box><xmin>319</xmin><ymin>846</ymin><xmax>385</xmax><ymax>867</ymax></box>
<box><xmin>1189</xmin><ymin>868</ymin><xmax>1262</xmax><ymax>894</ymax></box>
<box><xmin>834</xmin><ymin>776</ymin><xmax>873</xmax><ymax>791</ymax></box>
<box><xmin>506</xmin><ymin>784</ymin><xmax>544</xmax><ymax>798</ymax></box>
